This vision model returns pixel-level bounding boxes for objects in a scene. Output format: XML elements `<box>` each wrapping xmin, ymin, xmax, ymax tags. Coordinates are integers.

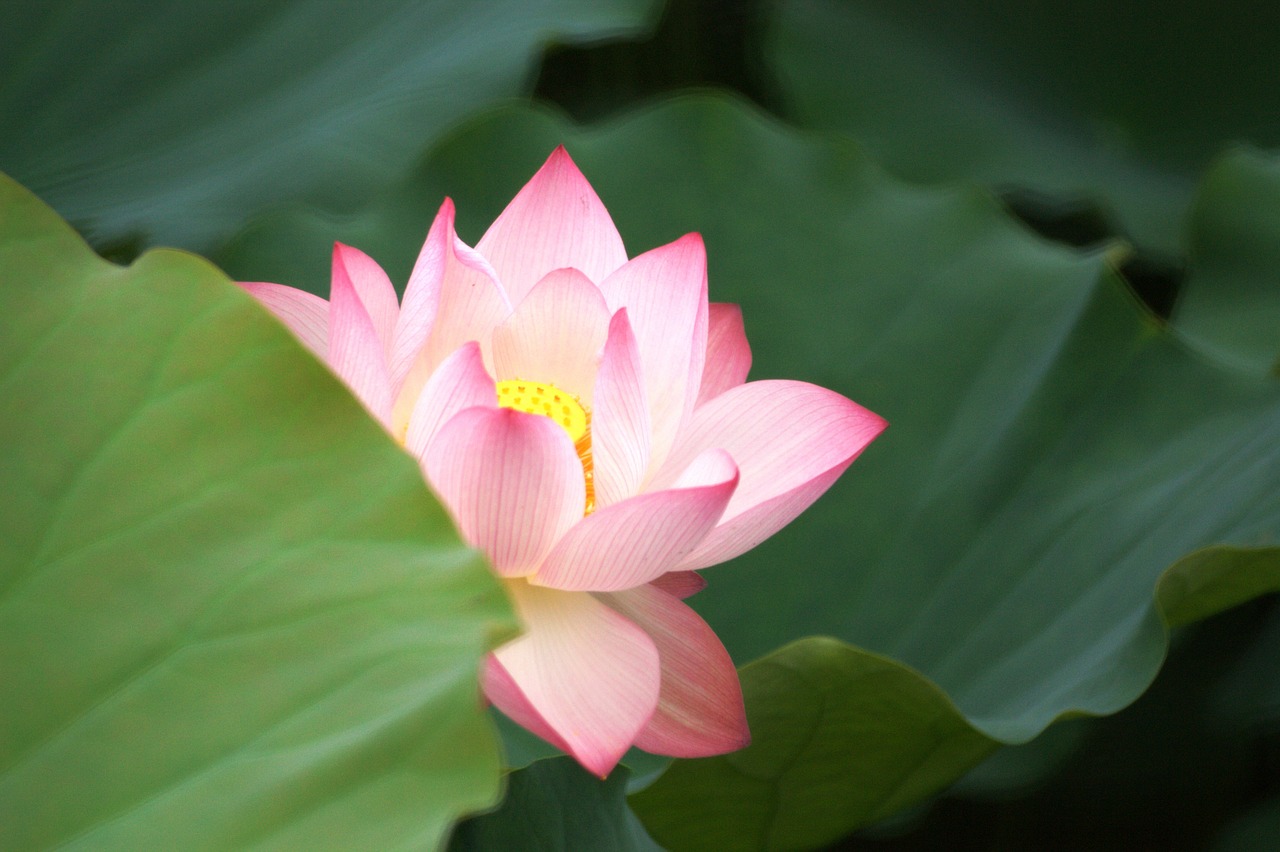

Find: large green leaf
<box><xmin>0</xmin><ymin>173</ymin><xmax>514</xmax><ymax>850</ymax></box>
<box><xmin>449</xmin><ymin>758</ymin><xmax>661</xmax><ymax>852</ymax></box>
<box><xmin>0</xmin><ymin>0</ymin><xmax>658</xmax><ymax>254</ymax></box>
<box><xmin>214</xmin><ymin>97</ymin><xmax>1280</xmax><ymax>849</ymax></box>
<box><xmin>764</xmin><ymin>0</ymin><xmax>1280</xmax><ymax>255</ymax></box>
<box><xmin>1174</xmin><ymin>147</ymin><xmax>1280</xmax><ymax>373</ymax></box>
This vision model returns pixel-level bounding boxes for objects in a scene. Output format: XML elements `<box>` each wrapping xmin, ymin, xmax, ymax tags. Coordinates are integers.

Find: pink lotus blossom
<box><xmin>241</xmin><ymin>148</ymin><xmax>886</xmax><ymax>776</ymax></box>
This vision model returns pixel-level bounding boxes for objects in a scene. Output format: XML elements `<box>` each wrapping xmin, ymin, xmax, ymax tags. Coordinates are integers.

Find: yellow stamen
<box><xmin>496</xmin><ymin>379</ymin><xmax>595</xmax><ymax>513</ymax></box>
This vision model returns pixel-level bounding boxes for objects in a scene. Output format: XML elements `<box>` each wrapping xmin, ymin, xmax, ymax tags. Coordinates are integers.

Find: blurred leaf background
<box><xmin>3</xmin><ymin>1</ymin><xmax>1279</xmax><ymax>849</ymax></box>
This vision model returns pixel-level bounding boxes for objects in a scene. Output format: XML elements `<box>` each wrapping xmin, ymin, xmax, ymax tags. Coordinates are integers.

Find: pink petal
<box><xmin>389</xmin><ymin>199</ymin><xmax>452</xmax><ymax>392</ymax></box>
<box><xmin>421</xmin><ymin>233</ymin><xmax>512</xmax><ymax>374</ymax></box>
<box><xmin>649</xmin><ymin>571</ymin><xmax>706</xmax><ymax>599</ymax></box>
<box><xmin>425</xmin><ymin>407</ymin><xmax>585</xmax><ymax>577</ymax></box>
<box><xmin>533</xmin><ymin>449</ymin><xmax>738</xmax><ymax>592</ymax></box>
<box><xmin>598</xmin><ymin>233</ymin><xmax>709</xmax><ymax>478</ymax></box>
<box><xmin>696</xmin><ymin>302</ymin><xmax>752</xmax><ymax>406</ymax></box>
<box><xmin>491</xmin><ymin>582</ymin><xmax>660</xmax><ymax>777</ymax></box>
<box><xmin>332</xmin><ymin>242</ymin><xmax>399</xmax><ymax>359</ymax></box>
<box><xmin>238</xmin><ymin>282</ymin><xmax>329</xmax><ymax>358</ymax></box>
<box><xmin>394</xmin><ymin>227</ymin><xmax>509</xmax><ymax>432</ymax></box>
<box><xmin>394</xmin><ymin>224</ymin><xmax>512</xmax><ymax>434</ymax></box>
<box><xmin>328</xmin><ymin>247</ymin><xmax>394</xmax><ymax>426</ymax></box>
<box><xmin>403</xmin><ymin>342</ymin><xmax>495</xmax><ymax>461</ymax></box>
<box><xmin>597</xmin><ymin>584</ymin><xmax>749</xmax><ymax>758</ymax></box>
<box><xmin>476</xmin><ymin>146</ymin><xmax>628</xmax><ymax>305</ymax></box>
<box><xmin>654</xmin><ymin>380</ymin><xmax>887</xmax><ymax>571</ymax></box>
<box><xmin>491</xmin><ymin>268</ymin><xmax>612</xmax><ymax>404</ymax></box>
<box><xmin>591</xmin><ymin>309</ymin><xmax>652</xmax><ymax>508</ymax></box>
<box><xmin>481</xmin><ymin>654</ymin><xmax>573</xmax><ymax>756</ymax></box>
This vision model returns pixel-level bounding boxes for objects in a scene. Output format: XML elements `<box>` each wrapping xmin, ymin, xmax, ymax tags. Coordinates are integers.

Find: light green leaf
<box><xmin>0</xmin><ymin>0</ymin><xmax>658</xmax><ymax>253</ymax></box>
<box><xmin>764</xmin><ymin>0</ymin><xmax>1280</xmax><ymax>255</ymax></box>
<box><xmin>449</xmin><ymin>758</ymin><xmax>661</xmax><ymax>852</ymax></box>
<box><xmin>1175</xmin><ymin>147</ymin><xmax>1280</xmax><ymax>372</ymax></box>
<box><xmin>0</xmin><ymin>173</ymin><xmax>514</xmax><ymax>850</ymax></box>
<box><xmin>214</xmin><ymin>96</ymin><xmax>1280</xmax><ymax>849</ymax></box>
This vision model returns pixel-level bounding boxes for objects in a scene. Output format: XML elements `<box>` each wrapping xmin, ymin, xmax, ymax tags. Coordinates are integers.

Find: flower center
<box><xmin>496</xmin><ymin>379</ymin><xmax>595</xmax><ymax>513</ymax></box>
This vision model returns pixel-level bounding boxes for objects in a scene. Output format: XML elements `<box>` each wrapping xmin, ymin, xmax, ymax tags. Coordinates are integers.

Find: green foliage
<box><xmin>0</xmin><ymin>0</ymin><xmax>659</xmax><ymax>253</ymax></box>
<box><xmin>1176</xmin><ymin>148</ymin><xmax>1280</xmax><ymax>372</ymax></box>
<box><xmin>8</xmin><ymin>1</ymin><xmax>1280</xmax><ymax>846</ymax></box>
<box><xmin>0</xmin><ymin>174</ymin><xmax>514</xmax><ymax>850</ymax></box>
<box><xmin>449</xmin><ymin>758</ymin><xmax>661</xmax><ymax>852</ymax></box>
<box><xmin>217</xmin><ymin>97</ymin><xmax>1280</xmax><ymax>848</ymax></box>
<box><xmin>630</xmin><ymin>639</ymin><xmax>995</xmax><ymax>851</ymax></box>
<box><xmin>765</xmin><ymin>0</ymin><xmax>1280</xmax><ymax>255</ymax></box>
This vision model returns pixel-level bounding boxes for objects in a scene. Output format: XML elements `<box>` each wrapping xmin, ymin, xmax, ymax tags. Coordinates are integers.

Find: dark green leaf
<box><xmin>449</xmin><ymin>758</ymin><xmax>661</xmax><ymax>852</ymax></box>
<box><xmin>629</xmin><ymin>639</ymin><xmax>995</xmax><ymax>851</ymax></box>
<box><xmin>764</xmin><ymin>0</ymin><xmax>1280</xmax><ymax>254</ymax></box>
<box><xmin>1175</xmin><ymin>147</ymin><xmax>1280</xmax><ymax>372</ymax></box>
<box><xmin>0</xmin><ymin>0</ymin><xmax>659</xmax><ymax>253</ymax></box>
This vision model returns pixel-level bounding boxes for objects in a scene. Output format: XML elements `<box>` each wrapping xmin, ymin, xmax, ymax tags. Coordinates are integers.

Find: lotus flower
<box><xmin>241</xmin><ymin>148</ymin><xmax>886</xmax><ymax>776</ymax></box>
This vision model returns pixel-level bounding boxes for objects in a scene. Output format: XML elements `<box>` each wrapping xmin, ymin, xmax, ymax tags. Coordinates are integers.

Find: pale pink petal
<box><xmin>389</xmin><ymin>199</ymin><xmax>453</xmax><ymax>392</ymax></box>
<box><xmin>652</xmin><ymin>380</ymin><xmax>887</xmax><ymax>571</ymax></box>
<box><xmin>332</xmin><ymin>242</ymin><xmax>399</xmax><ymax>359</ymax></box>
<box><xmin>492</xmin><ymin>582</ymin><xmax>660</xmax><ymax>777</ymax></box>
<box><xmin>425</xmin><ymin>407</ymin><xmax>585</xmax><ymax>577</ymax></box>
<box><xmin>592</xmin><ymin>309</ymin><xmax>651</xmax><ymax>508</ymax></box>
<box><xmin>598</xmin><ymin>584</ymin><xmax>748</xmax><ymax>758</ymax></box>
<box><xmin>481</xmin><ymin>655</ymin><xmax>572</xmax><ymax>756</ymax></box>
<box><xmin>393</xmin><ymin>225</ymin><xmax>512</xmax><ymax>433</ymax></box>
<box><xmin>421</xmin><ymin>234</ymin><xmax>512</xmax><ymax>374</ymax></box>
<box><xmin>491</xmin><ymin>268</ymin><xmax>612</xmax><ymax>404</ymax></box>
<box><xmin>533</xmin><ymin>449</ymin><xmax>738</xmax><ymax>592</ymax></box>
<box><xmin>598</xmin><ymin>233</ymin><xmax>709</xmax><ymax>478</ymax></box>
<box><xmin>696</xmin><ymin>302</ymin><xmax>752</xmax><ymax>406</ymax></box>
<box><xmin>327</xmin><ymin>249</ymin><xmax>394</xmax><ymax>426</ymax></box>
<box><xmin>649</xmin><ymin>571</ymin><xmax>706</xmax><ymax>599</ymax></box>
<box><xmin>476</xmin><ymin>146</ymin><xmax>628</xmax><ymax>305</ymax></box>
<box><xmin>238</xmin><ymin>282</ymin><xmax>329</xmax><ymax>358</ymax></box>
<box><xmin>403</xmin><ymin>342</ymin><xmax>495</xmax><ymax>461</ymax></box>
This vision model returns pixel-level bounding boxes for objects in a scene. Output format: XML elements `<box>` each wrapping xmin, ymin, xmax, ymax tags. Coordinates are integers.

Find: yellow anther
<box><xmin>496</xmin><ymin>379</ymin><xmax>589</xmax><ymax>443</ymax></box>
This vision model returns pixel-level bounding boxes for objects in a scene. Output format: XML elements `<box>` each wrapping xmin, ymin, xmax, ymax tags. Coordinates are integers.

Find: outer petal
<box><xmin>389</xmin><ymin>198</ymin><xmax>452</xmax><ymax>392</ymax></box>
<box><xmin>328</xmin><ymin>248</ymin><xmax>394</xmax><ymax>426</ymax></box>
<box><xmin>598</xmin><ymin>233</ymin><xmax>709</xmax><ymax>478</ymax></box>
<box><xmin>533</xmin><ymin>449</ymin><xmax>738</xmax><ymax>592</ymax></box>
<box><xmin>333</xmin><ymin>242</ymin><xmax>399</xmax><ymax>358</ymax></box>
<box><xmin>425</xmin><ymin>407</ymin><xmax>584</xmax><ymax>577</ymax></box>
<box><xmin>393</xmin><ymin>216</ymin><xmax>512</xmax><ymax>432</ymax></box>
<box><xmin>649</xmin><ymin>570</ymin><xmax>706</xmax><ymax>599</ymax></box>
<box><xmin>403</xmin><ymin>342</ymin><xmax>495</xmax><ymax>461</ymax></box>
<box><xmin>696</xmin><ymin>302</ymin><xmax>752</xmax><ymax>406</ymax></box>
<box><xmin>481</xmin><ymin>655</ymin><xmax>572</xmax><ymax>756</ymax></box>
<box><xmin>491</xmin><ymin>268</ymin><xmax>612</xmax><ymax>404</ymax></box>
<box><xmin>238</xmin><ymin>282</ymin><xmax>328</xmax><ymax>358</ymax></box>
<box><xmin>653</xmin><ymin>380</ymin><xmax>887</xmax><ymax>570</ymax></box>
<box><xmin>592</xmin><ymin>309</ymin><xmax>651</xmax><ymax>508</ymax></box>
<box><xmin>491</xmin><ymin>583</ymin><xmax>660</xmax><ymax>777</ymax></box>
<box><xmin>476</xmin><ymin>146</ymin><xmax>628</xmax><ymax>305</ymax></box>
<box><xmin>598</xmin><ymin>584</ymin><xmax>749</xmax><ymax>758</ymax></box>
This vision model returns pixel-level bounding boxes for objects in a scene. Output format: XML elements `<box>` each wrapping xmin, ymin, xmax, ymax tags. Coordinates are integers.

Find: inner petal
<box><xmin>497</xmin><ymin>378</ymin><xmax>596</xmax><ymax>514</ymax></box>
<box><xmin>491</xmin><ymin>267</ymin><xmax>612</xmax><ymax>406</ymax></box>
